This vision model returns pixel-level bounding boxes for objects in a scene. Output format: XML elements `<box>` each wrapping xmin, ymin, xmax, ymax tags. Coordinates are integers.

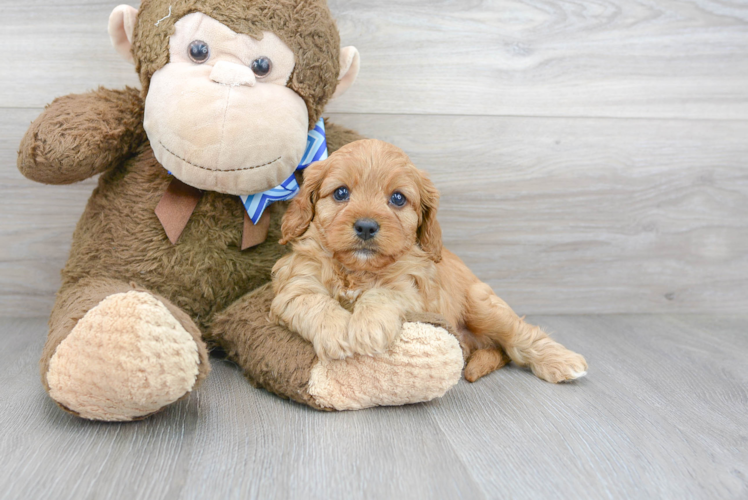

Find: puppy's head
<box><xmin>281</xmin><ymin>139</ymin><xmax>442</xmax><ymax>271</ymax></box>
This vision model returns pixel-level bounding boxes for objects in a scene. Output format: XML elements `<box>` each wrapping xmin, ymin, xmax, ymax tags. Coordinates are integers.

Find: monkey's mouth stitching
<box><xmin>158</xmin><ymin>141</ymin><xmax>281</xmax><ymax>172</ymax></box>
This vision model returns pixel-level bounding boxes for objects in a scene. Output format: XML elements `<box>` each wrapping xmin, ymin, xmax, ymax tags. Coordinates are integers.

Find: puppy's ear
<box><xmin>280</xmin><ymin>160</ymin><xmax>328</xmax><ymax>244</ymax></box>
<box><xmin>416</xmin><ymin>170</ymin><xmax>443</xmax><ymax>262</ymax></box>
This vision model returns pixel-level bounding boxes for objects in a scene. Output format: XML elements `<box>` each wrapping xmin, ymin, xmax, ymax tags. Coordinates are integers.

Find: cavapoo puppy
<box><xmin>270</xmin><ymin>139</ymin><xmax>587</xmax><ymax>383</ymax></box>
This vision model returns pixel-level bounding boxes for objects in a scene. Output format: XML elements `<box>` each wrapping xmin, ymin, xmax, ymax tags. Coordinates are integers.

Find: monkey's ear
<box><xmin>108</xmin><ymin>5</ymin><xmax>138</xmax><ymax>65</ymax></box>
<box><xmin>331</xmin><ymin>47</ymin><xmax>360</xmax><ymax>99</ymax></box>
<box><xmin>279</xmin><ymin>160</ymin><xmax>329</xmax><ymax>244</ymax></box>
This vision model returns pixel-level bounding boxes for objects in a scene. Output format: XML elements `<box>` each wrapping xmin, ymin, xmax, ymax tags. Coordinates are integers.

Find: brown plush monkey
<box><xmin>17</xmin><ymin>0</ymin><xmax>464</xmax><ymax>421</ymax></box>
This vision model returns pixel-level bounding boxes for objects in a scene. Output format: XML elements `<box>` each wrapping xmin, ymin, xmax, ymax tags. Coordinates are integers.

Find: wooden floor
<box><xmin>1</xmin><ymin>315</ymin><xmax>746</xmax><ymax>500</ymax></box>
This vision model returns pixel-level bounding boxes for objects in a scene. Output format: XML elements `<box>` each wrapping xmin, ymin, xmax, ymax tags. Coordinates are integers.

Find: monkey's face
<box><xmin>144</xmin><ymin>13</ymin><xmax>309</xmax><ymax>195</ymax></box>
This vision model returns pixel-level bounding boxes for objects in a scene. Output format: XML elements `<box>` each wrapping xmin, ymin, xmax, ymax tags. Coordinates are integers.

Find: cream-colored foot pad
<box><xmin>308</xmin><ymin>322</ymin><xmax>464</xmax><ymax>410</ymax></box>
<box><xmin>47</xmin><ymin>291</ymin><xmax>200</xmax><ymax>421</ymax></box>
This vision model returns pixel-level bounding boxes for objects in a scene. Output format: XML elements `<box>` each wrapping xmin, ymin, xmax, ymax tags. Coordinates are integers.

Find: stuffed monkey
<box><xmin>17</xmin><ymin>0</ymin><xmax>465</xmax><ymax>421</ymax></box>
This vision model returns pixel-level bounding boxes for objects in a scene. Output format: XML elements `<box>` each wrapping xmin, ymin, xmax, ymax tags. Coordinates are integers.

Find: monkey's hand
<box><xmin>18</xmin><ymin>87</ymin><xmax>146</xmax><ymax>184</ymax></box>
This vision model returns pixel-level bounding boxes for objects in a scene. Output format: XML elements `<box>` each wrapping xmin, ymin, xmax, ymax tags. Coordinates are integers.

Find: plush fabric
<box><xmin>47</xmin><ymin>291</ymin><xmax>202</xmax><ymax>421</ymax></box>
<box><xmin>18</xmin><ymin>87</ymin><xmax>146</xmax><ymax>185</ymax></box>
<box><xmin>133</xmin><ymin>0</ymin><xmax>341</xmax><ymax>128</ymax></box>
<box><xmin>209</xmin><ymin>286</ymin><xmax>465</xmax><ymax>411</ymax></box>
<box><xmin>109</xmin><ymin>5</ymin><xmax>138</xmax><ymax>63</ymax></box>
<box><xmin>18</xmin><ymin>1</ymin><xmax>466</xmax><ymax>420</ymax></box>
<box><xmin>41</xmin><ymin>277</ymin><xmax>211</xmax><ymax>419</ymax></box>
<box><xmin>208</xmin><ymin>283</ymin><xmax>326</xmax><ymax>409</ymax></box>
<box><xmin>308</xmin><ymin>321</ymin><xmax>464</xmax><ymax>410</ymax></box>
<box><xmin>144</xmin><ymin>13</ymin><xmax>310</xmax><ymax>195</ymax></box>
<box><xmin>20</xmin><ymin>89</ymin><xmax>460</xmax><ymax>416</ymax></box>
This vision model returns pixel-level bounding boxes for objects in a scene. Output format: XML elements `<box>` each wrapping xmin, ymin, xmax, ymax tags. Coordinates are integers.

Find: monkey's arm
<box><xmin>210</xmin><ymin>284</ymin><xmax>466</xmax><ymax>411</ymax></box>
<box><xmin>18</xmin><ymin>87</ymin><xmax>146</xmax><ymax>184</ymax></box>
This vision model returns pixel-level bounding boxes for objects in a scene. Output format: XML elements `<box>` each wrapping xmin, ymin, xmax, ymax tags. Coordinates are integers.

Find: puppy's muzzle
<box><xmin>354</xmin><ymin>218</ymin><xmax>379</xmax><ymax>241</ymax></box>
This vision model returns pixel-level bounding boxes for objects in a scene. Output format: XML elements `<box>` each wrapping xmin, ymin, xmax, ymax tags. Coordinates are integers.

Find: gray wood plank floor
<box><xmin>1</xmin><ymin>315</ymin><xmax>746</xmax><ymax>500</ymax></box>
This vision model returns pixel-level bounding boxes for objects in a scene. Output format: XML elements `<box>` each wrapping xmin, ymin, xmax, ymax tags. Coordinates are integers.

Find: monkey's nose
<box><xmin>354</xmin><ymin>219</ymin><xmax>379</xmax><ymax>241</ymax></box>
<box><xmin>210</xmin><ymin>61</ymin><xmax>256</xmax><ymax>87</ymax></box>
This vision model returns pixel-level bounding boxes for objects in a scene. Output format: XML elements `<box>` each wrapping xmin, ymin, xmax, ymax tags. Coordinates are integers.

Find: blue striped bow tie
<box><xmin>240</xmin><ymin>118</ymin><xmax>328</xmax><ymax>224</ymax></box>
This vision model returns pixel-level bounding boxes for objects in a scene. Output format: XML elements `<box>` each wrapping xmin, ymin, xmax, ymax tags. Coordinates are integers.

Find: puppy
<box><xmin>270</xmin><ymin>139</ymin><xmax>587</xmax><ymax>383</ymax></box>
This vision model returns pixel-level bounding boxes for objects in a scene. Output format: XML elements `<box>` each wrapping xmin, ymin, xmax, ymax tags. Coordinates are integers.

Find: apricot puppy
<box><xmin>271</xmin><ymin>139</ymin><xmax>588</xmax><ymax>383</ymax></box>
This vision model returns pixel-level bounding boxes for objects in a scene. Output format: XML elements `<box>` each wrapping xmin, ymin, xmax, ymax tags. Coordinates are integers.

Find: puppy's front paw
<box><xmin>531</xmin><ymin>346</ymin><xmax>588</xmax><ymax>383</ymax></box>
<box><xmin>311</xmin><ymin>309</ymin><xmax>353</xmax><ymax>362</ymax></box>
<box><xmin>347</xmin><ymin>309</ymin><xmax>403</xmax><ymax>357</ymax></box>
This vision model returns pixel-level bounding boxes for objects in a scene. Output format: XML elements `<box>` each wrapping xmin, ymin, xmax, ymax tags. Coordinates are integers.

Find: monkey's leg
<box><xmin>465</xmin><ymin>283</ymin><xmax>587</xmax><ymax>383</ymax></box>
<box><xmin>208</xmin><ymin>284</ymin><xmax>464</xmax><ymax>411</ymax></box>
<box><xmin>42</xmin><ymin>277</ymin><xmax>210</xmax><ymax>421</ymax></box>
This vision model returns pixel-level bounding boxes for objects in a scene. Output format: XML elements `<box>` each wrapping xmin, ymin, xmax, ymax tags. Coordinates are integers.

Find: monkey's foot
<box><xmin>46</xmin><ymin>291</ymin><xmax>201</xmax><ymax>421</ymax></box>
<box><xmin>307</xmin><ymin>321</ymin><xmax>464</xmax><ymax>410</ymax></box>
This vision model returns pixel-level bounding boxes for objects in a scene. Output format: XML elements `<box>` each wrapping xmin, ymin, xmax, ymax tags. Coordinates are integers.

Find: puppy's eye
<box><xmin>390</xmin><ymin>191</ymin><xmax>407</xmax><ymax>207</ymax></box>
<box><xmin>333</xmin><ymin>186</ymin><xmax>350</xmax><ymax>202</ymax></box>
<box><xmin>188</xmin><ymin>40</ymin><xmax>210</xmax><ymax>63</ymax></box>
<box><xmin>251</xmin><ymin>57</ymin><xmax>272</xmax><ymax>77</ymax></box>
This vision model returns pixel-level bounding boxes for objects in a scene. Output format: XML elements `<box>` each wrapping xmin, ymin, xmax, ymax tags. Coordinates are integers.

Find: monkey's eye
<box><xmin>390</xmin><ymin>192</ymin><xmax>407</xmax><ymax>207</ymax></box>
<box><xmin>188</xmin><ymin>40</ymin><xmax>210</xmax><ymax>63</ymax></box>
<box><xmin>251</xmin><ymin>57</ymin><xmax>272</xmax><ymax>78</ymax></box>
<box><xmin>333</xmin><ymin>186</ymin><xmax>350</xmax><ymax>202</ymax></box>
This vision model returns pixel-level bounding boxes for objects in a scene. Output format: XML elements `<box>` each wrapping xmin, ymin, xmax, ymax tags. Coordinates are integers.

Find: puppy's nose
<box><xmin>354</xmin><ymin>219</ymin><xmax>379</xmax><ymax>240</ymax></box>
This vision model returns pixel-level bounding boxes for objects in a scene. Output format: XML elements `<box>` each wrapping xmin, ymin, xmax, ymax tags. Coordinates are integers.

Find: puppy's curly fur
<box><xmin>271</xmin><ymin>139</ymin><xmax>588</xmax><ymax>383</ymax></box>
